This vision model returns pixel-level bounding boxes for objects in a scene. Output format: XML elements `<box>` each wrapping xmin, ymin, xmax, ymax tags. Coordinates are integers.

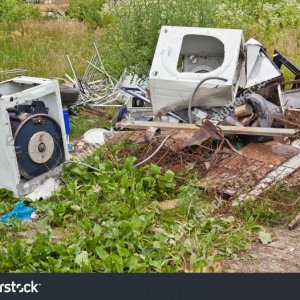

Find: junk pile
<box><xmin>0</xmin><ymin>77</ymin><xmax>69</xmax><ymax>198</ymax></box>
<box><xmin>105</xmin><ymin>26</ymin><xmax>300</xmax><ymax>200</ymax></box>
<box><xmin>0</xmin><ymin>25</ymin><xmax>298</xmax><ymax>204</ymax></box>
<box><xmin>66</xmin><ymin>27</ymin><xmax>299</xmax><ymax>129</ymax></box>
<box><xmin>39</xmin><ymin>25</ymin><xmax>300</xmax><ymax>201</ymax></box>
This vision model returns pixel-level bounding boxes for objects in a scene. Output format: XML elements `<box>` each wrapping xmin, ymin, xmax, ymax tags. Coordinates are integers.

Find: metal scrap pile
<box><xmin>111</xmin><ymin>27</ymin><xmax>300</xmax><ymax>200</ymax></box>
<box><xmin>70</xmin><ymin>26</ymin><xmax>300</xmax><ymax>200</ymax></box>
<box><xmin>66</xmin><ymin>43</ymin><xmax>149</xmax><ymax>109</ymax></box>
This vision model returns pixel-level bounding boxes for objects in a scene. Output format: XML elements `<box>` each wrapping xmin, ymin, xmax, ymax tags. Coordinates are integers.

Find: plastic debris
<box><xmin>26</xmin><ymin>178</ymin><xmax>60</xmax><ymax>201</ymax></box>
<box><xmin>0</xmin><ymin>201</ymin><xmax>36</xmax><ymax>223</ymax></box>
<box><xmin>83</xmin><ymin>128</ymin><xmax>107</xmax><ymax>146</ymax></box>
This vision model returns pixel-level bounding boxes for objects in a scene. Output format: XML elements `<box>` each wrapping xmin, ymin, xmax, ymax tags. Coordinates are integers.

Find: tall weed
<box><xmin>99</xmin><ymin>0</ymin><xmax>217</xmax><ymax>77</ymax></box>
<box><xmin>68</xmin><ymin>0</ymin><xmax>104</xmax><ymax>28</ymax></box>
<box><xmin>0</xmin><ymin>0</ymin><xmax>39</xmax><ymax>23</ymax></box>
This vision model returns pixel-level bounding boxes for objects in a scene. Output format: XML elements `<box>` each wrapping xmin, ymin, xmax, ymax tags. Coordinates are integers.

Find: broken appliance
<box><xmin>278</xmin><ymin>79</ymin><xmax>300</xmax><ymax>129</ymax></box>
<box><xmin>149</xmin><ymin>26</ymin><xmax>245</xmax><ymax>115</ymax></box>
<box><xmin>148</xmin><ymin>26</ymin><xmax>283</xmax><ymax>119</ymax></box>
<box><xmin>241</xmin><ymin>38</ymin><xmax>282</xmax><ymax>89</ymax></box>
<box><xmin>0</xmin><ymin>76</ymin><xmax>69</xmax><ymax>197</ymax></box>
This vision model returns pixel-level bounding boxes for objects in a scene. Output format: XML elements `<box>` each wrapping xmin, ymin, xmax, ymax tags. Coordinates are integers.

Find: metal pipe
<box><xmin>133</xmin><ymin>134</ymin><xmax>172</xmax><ymax>167</ymax></box>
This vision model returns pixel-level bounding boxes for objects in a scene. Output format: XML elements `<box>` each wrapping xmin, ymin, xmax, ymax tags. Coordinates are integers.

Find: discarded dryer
<box><xmin>0</xmin><ymin>76</ymin><xmax>69</xmax><ymax>197</ymax></box>
<box><xmin>149</xmin><ymin>26</ymin><xmax>245</xmax><ymax>115</ymax></box>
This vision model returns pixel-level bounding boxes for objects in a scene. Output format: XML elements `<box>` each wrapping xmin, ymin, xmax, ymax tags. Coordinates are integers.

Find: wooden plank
<box><xmin>119</xmin><ymin>120</ymin><xmax>299</xmax><ymax>137</ymax></box>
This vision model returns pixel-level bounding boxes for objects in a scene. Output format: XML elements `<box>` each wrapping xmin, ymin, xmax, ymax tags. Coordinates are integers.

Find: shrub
<box><xmin>0</xmin><ymin>0</ymin><xmax>40</xmax><ymax>23</ymax></box>
<box><xmin>68</xmin><ymin>0</ymin><xmax>105</xmax><ymax>28</ymax></box>
<box><xmin>99</xmin><ymin>0</ymin><xmax>217</xmax><ymax>77</ymax></box>
<box><xmin>216</xmin><ymin>0</ymin><xmax>300</xmax><ymax>40</ymax></box>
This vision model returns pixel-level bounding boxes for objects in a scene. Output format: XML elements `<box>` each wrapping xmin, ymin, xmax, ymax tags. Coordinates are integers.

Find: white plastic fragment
<box><xmin>26</xmin><ymin>178</ymin><xmax>60</xmax><ymax>201</ymax></box>
<box><xmin>83</xmin><ymin>128</ymin><xmax>108</xmax><ymax>146</ymax></box>
<box><xmin>243</xmin><ymin>38</ymin><xmax>281</xmax><ymax>88</ymax></box>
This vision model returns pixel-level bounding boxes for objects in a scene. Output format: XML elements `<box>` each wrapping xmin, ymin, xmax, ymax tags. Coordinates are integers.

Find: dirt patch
<box><xmin>284</xmin><ymin>168</ymin><xmax>300</xmax><ymax>187</ymax></box>
<box><xmin>225</xmin><ymin>226</ymin><xmax>300</xmax><ymax>272</ymax></box>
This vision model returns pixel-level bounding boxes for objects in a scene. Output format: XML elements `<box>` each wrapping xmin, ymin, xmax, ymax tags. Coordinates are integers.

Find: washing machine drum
<box><xmin>14</xmin><ymin>114</ymin><xmax>64</xmax><ymax>179</ymax></box>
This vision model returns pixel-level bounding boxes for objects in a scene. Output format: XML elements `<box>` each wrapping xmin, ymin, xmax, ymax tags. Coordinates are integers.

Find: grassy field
<box><xmin>0</xmin><ymin>0</ymin><xmax>299</xmax><ymax>273</ymax></box>
<box><xmin>0</xmin><ymin>5</ymin><xmax>298</xmax><ymax>79</ymax></box>
<box><xmin>0</xmin><ymin>19</ymin><xmax>101</xmax><ymax>78</ymax></box>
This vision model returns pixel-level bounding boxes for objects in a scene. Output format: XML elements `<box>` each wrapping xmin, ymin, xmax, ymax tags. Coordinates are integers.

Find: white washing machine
<box><xmin>0</xmin><ymin>76</ymin><xmax>69</xmax><ymax>197</ymax></box>
<box><xmin>149</xmin><ymin>26</ymin><xmax>245</xmax><ymax>115</ymax></box>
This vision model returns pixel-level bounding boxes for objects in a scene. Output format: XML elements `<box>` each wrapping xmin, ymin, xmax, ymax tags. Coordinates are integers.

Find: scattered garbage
<box><xmin>60</xmin><ymin>85</ymin><xmax>80</xmax><ymax>106</ymax></box>
<box><xmin>1</xmin><ymin>25</ymin><xmax>300</xmax><ymax>203</ymax></box>
<box><xmin>66</xmin><ymin>43</ymin><xmax>149</xmax><ymax>109</ymax></box>
<box><xmin>26</xmin><ymin>178</ymin><xmax>61</xmax><ymax>201</ymax></box>
<box><xmin>0</xmin><ymin>201</ymin><xmax>36</xmax><ymax>223</ymax></box>
<box><xmin>107</xmin><ymin>126</ymin><xmax>300</xmax><ymax>200</ymax></box>
<box><xmin>199</xmin><ymin>141</ymin><xmax>300</xmax><ymax>200</ymax></box>
<box><xmin>279</xmin><ymin>79</ymin><xmax>300</xmax><ymax>129</ymax></box>
<box><xmin>83</xmin><ymin>128</ymin><xmax>107</xmax><ymax>146</ymax></box>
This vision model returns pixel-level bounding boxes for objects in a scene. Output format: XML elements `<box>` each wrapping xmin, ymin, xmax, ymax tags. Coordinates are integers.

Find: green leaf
<box><xmin>70</xmin><ymin>204</ymin><xmax>81</xmax><ymax>212</ymax></box>
<box><xmin>110</xmin><ymin>254</ymin><xmax>123</xmax><ymax>272</ymax></box>
<box><xmin>93</xmin><ymin>224</ymin><xmax>102</xmax><ymax>237</ymax></box>
<box><xmin>259</xmin><ymin>231</ymin><xmax>272</xmax><ymax>245</ymax></box>
<box><xmin>117</xmin><ymin>246</ymin><xmax>130</xmax><ymax>257</ymax></box>
<box><xmin>153</xmin><ymin>241</ymin><xmax>161</xmax><ymax>249</ymax></box>
<box><xmin>75</xmin><ymin>251</ymin><xmax>89</xmax><ymax>268</ymax></box>
<box><xmin>184</xmin><ymin>238</ymin><xmax>193</xmax><ymax>253</ymax></box>
<box><xmin>149</xmin><ymin>164</ymin><xmax>160</xmax><ymax>175</ymax></box>
<box><xmin>164</xmin><ymin>170</ymin><xmax>174</xmax><ymax>182</ymax></box>
<box><xmin>95</xmin><ymin>246</ymin><xmax>109</xmax><ymax>260</ymax></box>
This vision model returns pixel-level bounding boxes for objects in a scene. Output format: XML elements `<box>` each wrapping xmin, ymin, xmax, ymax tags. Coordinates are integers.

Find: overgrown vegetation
<box><xmin>0</xmin><ymin>0</ymin><xmax>299</xmax><ymax>78</ymax></box>
<box><xmin>0</xmin><ymin>0</ymin><xmax>39</xmax><ymax>23</ymax></box>
<box><xmin>100</xmin><ymin>0</ymin><xmax>218</xmax><ymax>76</ymax></box>
<box><xmin>68</xmin><ymin>0</ymin><xmax>104</xmax><ymax>28</ymax></box>
<box><xmin>98</xmin><ymin>0</ymin><xmax>300</xmax><ymax>77</ymax></box>
<box><xmin>0</xmin><ymin>144</ymin><xmax>262</xmax><ymax>272</ymax></box>
<box><xmin>0</xmin><ymin>141</ymin><xmax>297</xmax><ymax>272</ymax></box>
<box><xmin>0</xmin><ymin>0</ymin><xmax>299</xmax><ymax>273</ymax></box>
<box><xmin>217</xmin><ymin>0</ymin><xmax>299</xmax><ymax>37</ymax></box>
<box><xmin>0</xmin><ymin>20</ymin><xmax>100</xmax><ymax>77</ymax></box>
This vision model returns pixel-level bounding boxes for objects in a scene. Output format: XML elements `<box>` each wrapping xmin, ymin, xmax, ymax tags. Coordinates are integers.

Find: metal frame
<box><xmin>273</xmin><ymin>50</ymin><xmax>300</xmax><ymax>80</ymax></box>
<box><xmin>67</xmin><ymin>43</ymin><xmax>151</xmax><ymax>108</ymax></box>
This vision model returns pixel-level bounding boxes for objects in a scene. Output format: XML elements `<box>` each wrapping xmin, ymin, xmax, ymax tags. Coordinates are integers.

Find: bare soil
<box><xmin>225</xmin><ymin>225</ymin><xmax>300</xmax><ymax>272</ymax></box>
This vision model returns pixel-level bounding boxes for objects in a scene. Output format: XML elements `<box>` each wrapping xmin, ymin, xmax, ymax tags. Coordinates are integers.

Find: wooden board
<box><xmin>120</xmin><ymin>120</ymin><xmax>299</xmax><ymax>137</ymax></box>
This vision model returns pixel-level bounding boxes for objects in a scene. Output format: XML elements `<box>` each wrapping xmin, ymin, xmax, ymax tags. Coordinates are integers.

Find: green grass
<box><xmin>69</xmin><ymin>107</ymin><xmax>115</xmax><ymax>138</ymax></box>
<box><xmin>0</xmin><ymin>144</ymin><xmax>259</xmax><ymax>273</ymax></box>
<box><xmin>0</xmin><ymin>141</ymin><xmax>297</xmax><ymax>273</ymax></box>
<box><xmin>0</xmin><ymin>19</ymin><xmax>101</xmax><ymax>78</ymax></box>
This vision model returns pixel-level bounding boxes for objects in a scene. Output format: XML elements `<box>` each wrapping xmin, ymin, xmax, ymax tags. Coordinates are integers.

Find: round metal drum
<box><xmin>14</xmin><ymin>114</ymin><xmax>64</xmax><ymax>179</ymax></box>
<box><xmin>28</xmin><ymin>131</ymin><xmax>55</xmax><ymax>164</ymax></box>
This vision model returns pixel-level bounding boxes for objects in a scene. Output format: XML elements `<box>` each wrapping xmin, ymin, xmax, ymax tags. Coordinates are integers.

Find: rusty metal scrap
<box><xmin>109</xmin><ymin>114</ymin><xmax>300</xmax><ymax>200</ymax></box>
<box><xmin>199</xmin><ymin>142</ymin><xmax>299</xmax><ymax>199</ymax></box>
<box><xmin>107</xmin><ymin>129</ymin><xmax>227</xmax><ymax>174</ymax></box>
<box><xmin>180</xmin><ymin>119</ymin><xmax>223</xmax><ymax>149</ymax></box>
